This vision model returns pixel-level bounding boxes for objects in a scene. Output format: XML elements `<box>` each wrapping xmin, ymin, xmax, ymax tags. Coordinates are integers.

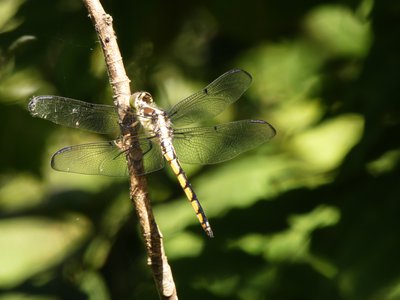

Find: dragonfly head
<box><xmin>130</xmin><ymin>91</ymin><xmax>153</xmax><ymax>108</ymax></box>
<box><xmin>130</xmin><ymin>91</ymin><xmax>157</xmax><ymax>119</ymax></box>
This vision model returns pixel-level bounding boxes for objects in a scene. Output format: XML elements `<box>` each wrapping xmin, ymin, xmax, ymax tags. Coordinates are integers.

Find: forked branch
<box><xmin>82</xmin><ymin>0</ymin><xmax>177</xmax><ymax>298</ymax></box>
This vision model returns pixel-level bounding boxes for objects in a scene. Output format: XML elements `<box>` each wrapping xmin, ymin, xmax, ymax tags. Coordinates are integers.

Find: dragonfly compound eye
<box><xmin>130</xmin><ymin>91</ymin><xmax>154</xmax><ymax>108</ymax></box>
<box><xmin>140</xmin><ymin>92</ymin><xmax>153</xmax><ymax>103</ymax></box>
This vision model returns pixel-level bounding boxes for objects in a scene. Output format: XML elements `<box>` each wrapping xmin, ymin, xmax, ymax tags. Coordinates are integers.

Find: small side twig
<box><xmin>82</xmin><ymin>1</ymin><xmax>177</xmax><ymax>298</ymax></box>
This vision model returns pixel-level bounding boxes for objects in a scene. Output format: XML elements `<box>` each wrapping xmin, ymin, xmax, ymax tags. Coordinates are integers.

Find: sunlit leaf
<box><xmin>289</xmin><ymin>114</ymin><xmax>364</xmax><ymax>171</ymax></box>
<box><xmin>304</xmin><ymin>4</ymin><xmax>372</xmax><ymax>57</ymax></box>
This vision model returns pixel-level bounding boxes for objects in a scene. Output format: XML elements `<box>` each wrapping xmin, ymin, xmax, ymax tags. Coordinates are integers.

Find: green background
<box><xmin>1</xmin><ymin>0</ymin><xmax>399</xmax><ymax>299</ymax></box>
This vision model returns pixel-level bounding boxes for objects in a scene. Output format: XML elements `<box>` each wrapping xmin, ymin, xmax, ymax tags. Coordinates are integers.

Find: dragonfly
<box><xmin>28</xmin><ymin>69</ymin><xmax>276</xmax><ymax>238</ymax></box>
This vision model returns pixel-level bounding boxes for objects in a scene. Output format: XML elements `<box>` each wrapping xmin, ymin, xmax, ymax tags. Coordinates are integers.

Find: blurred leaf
<box><xmin>366</xmin><ymin>149</ymin><xmax>400</xmax><ymax>176</ymax></box>
<box><xmin>0</xmin><ymin>68</ymin><xmax>49</xmax><ymax>103</ymax></box>
<box><xmin>0</xmin><ymin>215</ymin><xmax>91</xmax><ymax>288</ymax></box>
<box><xmin>79</xmin><ymin>271</ymin><xmax>110</xmax><ymax>300</ymax></box>
<box><xmin>0</xmin><ymin>174</ymin><xmax>44</xmax><ymax>212</ymax></box>
<box><xmin>165</xmin><ymin>232</ymin><xmax>204</xmax><ymax>259</ymax></box>
<box><xmin>242</xmin><ymin>41</ymin><xmax>323</xmax><ymax>104</ymax></box>
<box><xmin>84</xmin><ymin>191</ymin><xmax>131</xmax><ymax>269</ymax></box>
<box><xmin>8</xmin><ymin>35</ymin><xmax>37</xmax><ymax>53</ymax></box>
<box><xmin>304</xmin><ymin>4</ymin><xmax>372</xmax><ymax>58</ymax></box>
<box><xmin>289</xmin><ymin>114</ymin><xmax>364</xmax><ymax>172</ymax></box>
<box><xmin>0</xmin><ymin>0</ymin><xmax>25</xmax><ymax>34</ymax></box>
<box><xmin>230</xmin><ymin>205</ymin><xmax>340</xmax><ymax>264</ymax></box>
<box><xmin>270</xmin><ymin>98</ymin><xmax>323</xmax><ymax>135</ymax></box>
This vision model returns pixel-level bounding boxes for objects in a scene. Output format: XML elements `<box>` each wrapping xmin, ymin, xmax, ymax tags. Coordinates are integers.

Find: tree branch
<box><xmin>82</xmin><ymin>1</ymin><xmax>177</xmax><ymax>298</ymax></box>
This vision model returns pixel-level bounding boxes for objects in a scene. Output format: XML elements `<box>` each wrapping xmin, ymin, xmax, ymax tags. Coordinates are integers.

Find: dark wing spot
<box><xmin>203</xmin><ymin>88</ymin><xmax>208</xmax><ymax>94</ymax></box>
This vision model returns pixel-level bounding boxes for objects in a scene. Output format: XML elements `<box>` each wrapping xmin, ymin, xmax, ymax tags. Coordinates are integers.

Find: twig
<box><xmin>82</xmin><ymin>1</ymin><xmax>177</xmax><ymax>298</ymax></box>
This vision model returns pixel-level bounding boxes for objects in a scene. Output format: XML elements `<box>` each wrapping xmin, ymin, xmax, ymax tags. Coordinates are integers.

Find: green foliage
<box><xmin>1</xmin><ymin>0</ymin><xmax>400</xmax><ymax>299</ymax></box>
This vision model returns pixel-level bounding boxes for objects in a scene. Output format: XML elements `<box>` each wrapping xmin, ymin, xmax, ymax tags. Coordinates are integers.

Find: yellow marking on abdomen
<box><xmin>164</xmin><ymin>151</ymin><xmax>214</xmax><ymax>238</ymax></box>
<box><xmin>177</xmin><ymin>173</ymin><xmax>187</xmax><ymax>187</ymax></box>
<box><xmin>167</xmin><ymin>157</ymin><xmax>181</xmax><ymax>175</ymax></box>
<box><xmin>184</xmin><ymin>186</ymin><xmax>193</xmax><ymax>200</ymax></box>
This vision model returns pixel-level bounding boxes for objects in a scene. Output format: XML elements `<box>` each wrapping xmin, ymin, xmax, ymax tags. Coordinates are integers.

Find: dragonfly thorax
<box><xmin>131</xmin><ymin>91</ymin><xmax>173</xmax><ymax>140</ymax></box>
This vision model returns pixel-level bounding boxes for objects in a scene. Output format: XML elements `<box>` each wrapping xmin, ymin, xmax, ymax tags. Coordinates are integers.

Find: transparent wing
<box><xmin>172</xmin><ymin>120</ymin><xmax>276</xmax><ymax>164</ymax></box>
<box><xmin>168</xmin><ymin>69</ymin><xmax>252</xmax><ymax>126</ymax></box>
<box><xmin>136</xmin><ymin>138</ymin><xmax>165</xmax><ymax>175</ymax></box>
<box><xmin>28</xmin><ymin>95</ymin><xmax>119</xmax><ymax>134</ymax></box>
<box><xmin>51</xmin><ymin>138</ymin><xmax>164</xmax><ymax>177</ymax></box>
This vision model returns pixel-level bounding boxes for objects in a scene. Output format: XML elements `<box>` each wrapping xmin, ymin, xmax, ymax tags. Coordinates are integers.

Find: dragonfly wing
<box><xmin>173</xmin><ymin>120</ymin><xmax>276</xmax><ymax>164</ymax></box>
<box><xmin>51</xmin><ymin>140</ymin><xmax>128</xmax><ymax>176</ymax></box>
<box><xmin>136</xmin><ymin>137</ymin><xmax>165</xmax><ymax>175</ymax></box>
<box><xmin>28</xmin><ymin>95</ymin><xmax>119</xmax><ymax>134</ymax></box>
<box><xmin>51</xmin><ymin>138</ymin><xmax>164</xmax><ymax>176</ymax></box>
<box><xmin>168</xmin><ymin>69</ymin><xmax>252</xmax><ymax>126</ymax></box>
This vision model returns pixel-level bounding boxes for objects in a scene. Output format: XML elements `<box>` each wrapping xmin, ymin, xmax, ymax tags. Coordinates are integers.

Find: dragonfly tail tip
<box><xmin>206</xmin><ymin>228</ymin><xmax>215</xmax><ymax>238</ymax></box>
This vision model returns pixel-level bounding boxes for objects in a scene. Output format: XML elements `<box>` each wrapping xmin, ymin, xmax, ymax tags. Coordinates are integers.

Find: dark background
<box><xmin>0</xmin><ymin>0</ymin><xmax>399</xmax><ymax>299</ymax></box>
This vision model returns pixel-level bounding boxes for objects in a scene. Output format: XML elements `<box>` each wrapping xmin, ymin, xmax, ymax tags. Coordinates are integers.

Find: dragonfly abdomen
<box><xmin>161</xmin><ymin>139</ymin><xmax>214</xmax><ymax>238</ymax></box>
